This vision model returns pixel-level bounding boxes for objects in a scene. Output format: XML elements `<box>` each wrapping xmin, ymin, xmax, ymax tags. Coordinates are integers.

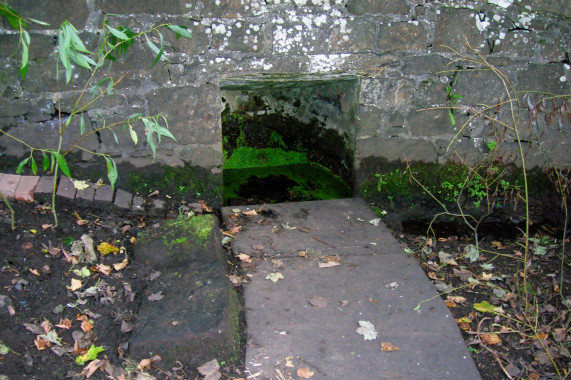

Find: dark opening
<box><xmin>220</xmin><ymin>74</ymin><xmax>359</xmax><ymax>206</ymax></box>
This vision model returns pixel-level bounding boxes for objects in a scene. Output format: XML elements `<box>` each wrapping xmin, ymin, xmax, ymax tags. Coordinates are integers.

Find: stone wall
<box><xmin>0</xmin><ymin>0</ymin><xmax>569</xmax><ymax>201</ymax></box>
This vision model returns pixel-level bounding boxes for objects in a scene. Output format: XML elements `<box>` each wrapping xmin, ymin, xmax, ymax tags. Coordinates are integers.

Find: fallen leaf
<box><xmin>81</xmin><ymin>358</ymin><xmax>104</xmax><ymax>378</ymax></box>
<box><xmin>285</xmin><ymin>356</ymin><xmax>294</xmax><ymax>367</ymax></box>
<box><xmin>318</xmin><ymin>261</ymin><xmax>340</xmax><ymax>268</ymax></box>
<box><xmin>491</xmin><ymin>241</ymin><xmax>506</xmax><ymax>249</ymax></box>
<box><xmin>252</xmin><ymin>244</ymin><xmax>264</xmax><ymax>250</ymax></box>
<box><xmin>148</xmin><ymin>291</ymin><xmax>164</xmax><ymax>301</ymax></box>
<box><xmin>73</xmin><ymin>180</ymin><xmax>90</xmax><ymax>190</ymax></box>
<box><xmin>481</xmin><ymin>333</ymin><xmax>502</xmax><ymax>345</ymax></box>
<box><xmin>473</xmin><ymin>300</ymin><xmax>495</xmax><ymax>313</ymax></box>
<box><xmin>355</xmin><ymin>320</ymin><xmax>377</xmax><ymax>340</ymax></box>
<box><xmin>30</xmin><ymin>269</ymin><xmax>40</xmax><ymax>276</ymax></box>
<box><xmin>42</xmin><ymin>223</ymin><xmax>54</xmax><ymax>230</ymax></box>
<box><xmin>68</xmin><ymin>278</ymin><xmax>83</xmax><ymax>291</ymax></box>
<box><xmin>22</xmin><ymin>242</ymin><xmax>33</xmax><ymax>250</ymax></box>
<box><xmin>455</xmin><ymin>318</ymin><xmax>472</xmax><ymax>331</ymax></box>
<box><xmin>321</xmin><ymin>255</ymin><xmax>339</xmax><ymax>263</ymax></box>
<box><xmin>94</xmin><ymin>263</ymin><xmax>112</xmax><ymax>276</ymax></box>
<box><xmin>39</xmin><ymin>330</ymin><xmax>62</xmax><ymax>346</ymax></box>
<box><xmin>113</xmin><ymin>258</ymin><xmax>128</xmax><ymax>271</ymax></box>
<box><xmin>55</xmin><ymin>318</ymin><xmax>72</xmax><ymax>329</ymax></box>
<box><xmin>452</xmin><ymin>267</ymin><xmax>473</xmax><ymax>281</ymax></box>
<box><xmin>81</xmin><ymin>319</ymin><xmax>94</xmax><ymax>333</ymax></box>
<box><xmin>369</xmin><ymin>218</ymin><xmax>381</xmax><ymax>226</ymax></box>
<box><xmin>198</xmin><ymin>359</ymin><xmax>220</xmax><ymax>377</ymax></box>
<box><xmin>447</xmin><ymin>296</ymin><xmax>467</xmax><ymax>304</ymax></box>
<box><xmin>81</xmin><ymin>235</ymin><xmax>97</xmax><ymax>262</ymax></box>
<box><xmin>297</xmin><ymin>367</ymin><xmax>314</xmax><ymax>378</ymax></box>
<box><xmin>271</xmin><ymin>259</ymin><xmax>283</xmax><ymax>268</ymax></box>
<box><xmin>444</xmin><ymin>300</ymin><xmax>457</xmax><ymax>308</ymax></box>
<box><xmin>76</xmin><ymin>219</ymin><xmax>89</xmax><ymax>226</ymax></box>
<box><xmin>380</xmin><ymin>342</ymin><xmax>400</xmax><ymax>351</ymax></box>
<box><xmin>149</xmin><ymin>271</ymin><xmax>161</xmax><ymax>281</ymax></box>
<box><xmin>265</xmin><ymin>272</ymin><xmax>284</xmax><ymax>283</ymax></box>
<box><xmin>97</xmin><ymin>242</ymin><xmax>119</xmax><ymax>256</ymax></box>
<box><xmin>34</xmin><ymin>336</ymin><xmax>51</xmax><ymax>350</ymax></box>
<box><xmin>308</xmin><ymin>296</ymin><xmax>329</xmax><ymax>308</ymax></box>
<box><xmin>237</xmin><ymin>253</ymin><xmax>251</xmax><ymax>263</ymax></box>
<box><xmin>41</xmin><ymin>320</ymin><xmax>52</xmax><ymax>334</ymax></box>
<box><xmin>229</xmin><ymin>226</ymin><xmax>242</xmax><ymax>234</ymax></box>
<box><xmin>76</xmin><ymin>345</ymin><xmax>105</xmax><ymax>365</ymax></box>
<box><xmin>23</xmin><ymin>323</ymin><xmax>43</xmax><ymax>335</ymax></box>
<box><xmin>120</xmin><ymin>320</ymin><xmax>133</xmax><ymax>333</ymax></box>
<box><xmin>243</xmin><ymin>210</ymin><xmax>257</xmax><ymax>216</ymax></box>
<box><xmin>438</xmin><ymin>251</ymin><xmax>458</xmax><ymax>266</ymax></box>
<box><xmin>227</xmin><ymin>274</ymin><xmax>243</xmax><ymax>285</ymax></box>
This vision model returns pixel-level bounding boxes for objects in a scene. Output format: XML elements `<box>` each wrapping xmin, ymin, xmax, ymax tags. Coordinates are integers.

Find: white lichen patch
<box><xmin>475</xmin><ymin>13</ymin><xmax>489</xmax><ymax>32</ymax></box>
<box><xmin>308</xmin><ymin>54</ymin><xmax>347</xmax><ymax>72</ymax></box>
<box><xmin>488</xmin><ymin>0</ymin><xmax>513</xmax><ymax>9</ymax></box>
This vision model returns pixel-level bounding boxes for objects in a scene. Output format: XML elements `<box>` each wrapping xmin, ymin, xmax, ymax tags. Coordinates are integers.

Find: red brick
<box><xmin>0</xmin><ymin>174</ymin><xmax>21</xmax><ymax>200</ymax></box>
<box><xmin>15</xmin><ymin>176</ymin><xmax>40</xmax><ymax>201</ymax></box>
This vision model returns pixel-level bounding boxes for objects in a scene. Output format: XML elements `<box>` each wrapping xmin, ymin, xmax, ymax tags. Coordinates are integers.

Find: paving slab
<box><xmin>93</xmin><ymin>184</ymin><xmax>115</xmax><ymax>208</ymax></box>
<box><xmin>15</xmin><ymin>176</ymin><xmax>39</xmax><ymax>201</ymax></box>
<box><xmin>56</xmin><ymin>176</ymin><xmax>76</xmax><ymax>202</ymax></box>
<box><xmin>34</xmin><ymin>176</ymin><xmax>56</xmax><ymax>202</ymax></box>
<box><xmin>0</xmin><ymin>174</ymin><xmax>21</xmax><ymax>200</ymax></box>
<box><xmin>130</xmin><ymin>215</ymin><xmax>240</xmax><ymax>368</ymax></box>
<box><xmin>222</xmin><ymin>198</ymin><xmax>480</xmax><ymax>380</ymax></box>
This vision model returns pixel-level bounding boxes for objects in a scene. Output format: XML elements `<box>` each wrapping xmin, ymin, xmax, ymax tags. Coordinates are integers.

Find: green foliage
<box><xmin>268</xmin><ymin>130</ymin><xmax>287</xmax><ymax>150</ymax></box>
<box><xmin>0</xmin><ymin>4</ymin><xmax>191</xmax><ymax>226</ymax></box>
<box><xmin>446</xmin><ymin>85</ymin><xmax>462</xmax><ymax>126</ymax></box>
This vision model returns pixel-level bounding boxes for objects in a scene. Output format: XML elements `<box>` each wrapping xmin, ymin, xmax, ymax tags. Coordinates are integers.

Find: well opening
<box><xmin>220</xmin><ymin>74</ymin><xmax>359</xmax><ymax>206</ymax></box>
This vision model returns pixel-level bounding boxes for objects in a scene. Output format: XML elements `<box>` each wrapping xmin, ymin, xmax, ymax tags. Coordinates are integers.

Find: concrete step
<box><xmin>223</xmin><ymin>198</ymin><xmax>481</xmax><ymax>380</ymax></box>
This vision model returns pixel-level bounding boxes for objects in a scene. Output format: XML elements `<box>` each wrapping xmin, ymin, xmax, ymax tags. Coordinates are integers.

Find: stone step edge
<box><xmin>0</xmin><ymin>173</ymin><xmax>172</xmax><ymax>218</ymax></box>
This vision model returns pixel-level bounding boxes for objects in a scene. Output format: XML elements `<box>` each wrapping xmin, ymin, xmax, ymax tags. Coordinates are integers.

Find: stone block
<box><xmin>0</xmin><ymin>34</ymin><xmax>54</xmax><ymax>60</ymax></box>
<box><xmin>406</xmin><ymin>108</ymin><xmax>455</xmax><ymax>137</ymax></box>
<box><xmin>93</xmin><ymin>185</ymin><xmax>115</xmax><ymax>208</ymax></box>
<box><xmin>34</xmin><ymin>176</ymin><xmax>56</xmax><ymax>202</ymax></box>
<box><xmin>131</xmin><ymin>196</ymin><xmax>145</xmax><ymax>214</ymax></box>
<box><xmin>433</xmin><ymin>8</ymin><xmax>486</xmax><ymax>54</ymax></box>
<box><xmin>328</xmin><ymin>18</ymin><xmax>377</xmax><ymax>52</ymax></box>
<box><xmin>0</xmin><ymin>100</ymin><xmax>31</xmax><ymax>118</ymax></box>
<box><xmin>212</xmin><ymin>20</ymin><xmax>265</xmax><ymax>53</ymax></box>
<box><xmin>113</xmin><ymin>189</ymin><xmax>132</xmax><ymax>210</ymax></box>
<box><xmin>201</xmin><ymin>0</ymin><xmax>260</xmax><ymax>17</ymax></box>
<box><xmin>75</xmin><ymin>185</ymin><xmax>95</xmax><ymax>208</ymax></box>
<box><xmin>15</xmin><ymin>176</ymin><xmax>39</xmax><ymax>202</ymax></box>
<box><xmin>147</xmin><ymin>85</ymin><xmax>222</xmax><ymax>145</ymax></box>
<box><xmin>356</xmin><ymin>136</ymin><xmax>437</xmax><ymax>163</ymax></box>
<box><xmin>95</xmin><ymin>0</ymin><xmax>200</xmax><ymax>15</ymax></box>
<box><xmin>0</xmin><ymin>174</ymin><xmax>20</xmax><ymax>200</ymax></box>
<box><xmin>0</xmin><ymin>174</ymin><xmax>21</xmax><ymax>200</ymax></box>
<box><xmin>10</xmin><ymin>0</ymin><xmax>89</xmax><ymax>29</ymax></box>
<box><xmin>346</xmin><ymin>0</ymin><xmax>410</xmax><ymax>15</ymax></box>
<box><xmin>378</xmin><ymin>21</ymin><xmax>428</xmax><ymax>52</ymax></box>
<box><xmin>179</xmin><ymin>146</ymin><xmax>224</xmax><ymax>168</ymax></box>
<box><xmin>516</xmin><ymin>63</ymin><xmax>569</xmax><ymax>94</ymax></box>
<box><xmin>56</xmin><ymin>176</ymin><xmax>76</xmax><ymax>202</ymax></box>
<box><xmin>163</xmin><ymin>19</ymin><xmax>210</xmax><ymax>56</ymax></box>
<box><xmin>130</xmin><ymin>216</ymin><xmax>240</xmax><ymax>367</ymax></box>
<box><xmin>147</xmin><ymin>199</ymin><xmax>166</xmax><ymax>218</ymax></box>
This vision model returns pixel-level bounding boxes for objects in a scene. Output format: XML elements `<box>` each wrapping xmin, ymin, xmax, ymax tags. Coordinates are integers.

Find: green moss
<box><xmin>224</xmin><ymin>162</ymin><xmax>350</xmax><ymax>204</ymax></box>
<box><xmin>224</xmin><ymin>147</ymin><xmax>308</xmax><ymax>169</ymax></box>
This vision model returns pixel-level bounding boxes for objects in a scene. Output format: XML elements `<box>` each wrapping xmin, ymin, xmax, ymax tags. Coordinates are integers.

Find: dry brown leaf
<box><xmin>318</xmin><ymin>261</ymin><xmax>340</xmax><ymax>268</ymax></box>
<box><xmin>30</xmin><ymin>269</ymin><xmax>40</xmax><ymax>276</ymax></box>
<box><xmin>491</xmin><ymin>241</ymin><xmax>506</xmax><ymax>249</ymax></box>
<box><xmin>438</xmin><ymin>237</ymin><xmax>448</xmax><ymax>242</ymax></box>
<box><xmin>271</xmin><ymin>259</ymin><xmax>283</xmax><ymax>268</ymax></box>
<box><xmin>447</xmin><ymin>296</ymin><xmax>467</xmax><ymax>304</ymax></box>
<box><xmin>120</xmin><ymin>320</ymin><xmax>133</xmax><ymax>333</ymax></box>
<box><xmin>532</xmin><ymin>332</ymin><xmax>548</xmax><ymax>341</ymax></box>
<box><xmin>479</xmin><ymin>272</ymin><xmax>493</xmax><ymax>281</ymax></box>
<box><xmin>82</xmin><ymin>359</ymin><xmax>103</xmax><ymax>378</ymax></box>
<box><xmin>308</xmin><ymin>296</ymin><xmax>329</xmax><ymax>308</ymax></box>
<box><xmin>41</xmin><ymin>320</ymin><xmax>52</xmax><ymax>334</ymax></box>
<box><xmin>95</xmin><ymin>263</ymin><xmax>112</xmax><ymax>276</ymax></box>
<box><xmin>380</xmin><ymin>342</ymin><xmax>400</xmax><ymax>352</ymax></box>
<box><xmin>229</xmin><ymin>226</ymin><xmax>242</xmax><ymax>234</ymax></box>
<box><xmin>76</xmin><ymin>219</ymin><xmax>89</xmax><ymax>226</ymax></box>
<box><xmin>252</xmin><ymin>244</ymin><xmax>264</xmax><ymax>250</ymax></box>
<box><xmin>113</xmin><ymin>258</ymin><xmax>128</xmax><ymax>271</ymax></box>
<box><xmin>452</xmin><ymin>267</ymin><xmax>473</xmax><ymax>281</ymax></box>
<box><xmin>481</xmin><ymin>333</ymin><xmax>502</xmax><ymax>345</ymax></box>
<box><xmin>227</xmin><ymin>274</ymin><xmax>243</xmax><ymax>285</ymax></box>
<box><xmin>456</xmin><ymin>321</ymin><xmax>471</xmax><ymax>331</ymax></box>
<box><xmin>321</xmin><ymin>255</ymin><xmax>339</xmax><ymax>263</ymax></box>
<box><xmin>237</xmin><ymin>253</ymin><xmax>251</xmax><ymax>263</ymax></box>
<box><xmin>148</xmin><ymin>291</ymin><xmax>164</xmax><ymax>301</ymax></box>
<box><xmin>243</xmin><ymin>210</ymin><xmax>257</xmax><ymax>216</ymax></box>
<box><xmin>137</xmin><ymin>358</ymin><xmax>153</xmax><ymax>371</ymax></box>
<box><xmin>34</xmin><ymin>336</ymin><xmax>51</xmax><ymax>350</ymax></box>
<box><xmin>444</xmin><ymin>300</ymin><xmax>457</xmax><ymax>308</ymax></box>
<box><xmin>68</xmin><ymin>278</ymin><xmax>83</xmax><ymax>291</ymax></box>
<box><xmin>198</xmin><ymin>359</ymin><xmax>220</xmax><ymax>376</ymax></box>
<box><xmin>81</xmin><ymin>319</ymin><xmax>94</xmax><ymax>333</ymax></box>
<box><xmin>297</xmin><ymin>367</ymin><xmax>314</xmax><ymax>378</ymax></box>
<box><xmin>55</xmin><ymin>318</ymin><xmax>72</xmax><ymax>329</ymax></box>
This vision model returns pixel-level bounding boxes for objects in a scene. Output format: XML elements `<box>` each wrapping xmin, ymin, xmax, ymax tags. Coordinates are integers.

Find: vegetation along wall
<box><xmin>0</xmin><ymin>0</ymin><xmax>569</xmax><ymax>205</ymax></box>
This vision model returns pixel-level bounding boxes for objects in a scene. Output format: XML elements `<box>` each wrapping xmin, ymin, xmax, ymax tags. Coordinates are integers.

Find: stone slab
<box><xmin>55</xmin><ymin>176</ymin><xmax>76</xmax><ymax>202</ymax></box>
<box><xmin>15</xmin><ymin>175</ymin><xmax>39</xmax><ymax>201</ymax></box>
<box><xmin>34</xmin><ymin>176</ymin><xmax>56</xmax><ymax>203</ymax></box>
<box><xmin>131</xmin><ymin>196</ymin><xmax>145</xmax><ymax>214</ymax></box>
<box><xmin>93</xmin><ymin>185</ymin><xmax>115</xmax><ymax>208</ymax></box>
<box><xmin>130</xmin><ymin>215</ymin><xmax>240</xmax><ymax>368</ymax></box>
<box><xmin>75</xmin><ymin>185</ymin><xmax>95</xmax><ymax>208</ymax></box>
<box><xmin>0</xmin><ymin>174</ymin><xmax>21</xmax><ymax>200</ymax></box>
<box><xmin>113</xmin><ymin>189</ymin><xmax>132</xmax><ymax>210</ymax></box>
<box><xmin>147</xmin><ymin>198</ymin><xmax>166</xmax><ymax>218</ymax></box>
<box><xmin>223</xmin><ymin>198</ymin><xmax>481</xmax><ymax>380</ymax></box>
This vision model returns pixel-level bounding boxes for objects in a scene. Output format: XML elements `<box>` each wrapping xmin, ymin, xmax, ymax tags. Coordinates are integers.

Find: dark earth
<box><xmin>0</xmin><ymin>189</ymin><xmax>569</xmax><ymax>379</ymax></box>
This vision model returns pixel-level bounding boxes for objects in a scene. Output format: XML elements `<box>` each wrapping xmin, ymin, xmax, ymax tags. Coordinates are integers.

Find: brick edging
<box><xmin>0</xmin><ymin>174</ymin><xmax>165</xmax><ymax>217</ymax></box>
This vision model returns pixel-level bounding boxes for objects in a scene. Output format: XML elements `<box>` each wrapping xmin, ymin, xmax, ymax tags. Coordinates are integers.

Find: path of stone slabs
<box><xmin>223</xmin><ymin>198</ymin><xmax>481</xmax><ymax>380</ymax></box>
